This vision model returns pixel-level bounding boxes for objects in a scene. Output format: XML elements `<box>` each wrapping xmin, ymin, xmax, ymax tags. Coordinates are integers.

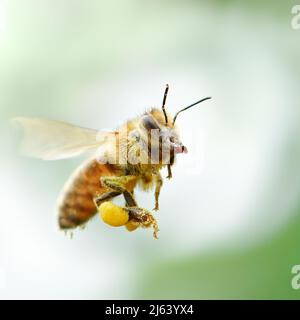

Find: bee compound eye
<box><xmin>141</xmin><ymin>115</ymin><xmax>160</xmax><ymax>131</ymax></box>
<box><xmin>130</xmin><ymin>130</ymin><xmax>140</xmax><ymax>142</ymax></box>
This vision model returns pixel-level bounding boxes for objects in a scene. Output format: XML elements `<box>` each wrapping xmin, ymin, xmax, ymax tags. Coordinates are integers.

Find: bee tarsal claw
<box><xmin>126</xmin><ymin>207</ymin><xmax>159</xmax><ymax>239</ymax></box>
<box><xmin>153</xmin><ymin>204</ymin><xmax>159</xmax><ymax>211</ymax></box>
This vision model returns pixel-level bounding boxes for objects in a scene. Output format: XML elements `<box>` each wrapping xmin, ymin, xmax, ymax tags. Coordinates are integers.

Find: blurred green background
<box><xmin>0</xmin><ymin>0</ymin><xmax>300</xmax><ymax>299</ymax></box>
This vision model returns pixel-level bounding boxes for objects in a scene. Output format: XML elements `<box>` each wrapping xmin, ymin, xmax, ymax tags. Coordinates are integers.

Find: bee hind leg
<box><xmin>100</xmin><ymin>176</ymin><xmax>138</xmax><ymax>207</ymax></box>
<box><xmin>93</xmin><ymin>190</ymin><xmax>122</xmax><ymax>208</ymax></box>
<box><xmin>100</xmin><ymin>176</ymin><xmax>159</xmax><ymax>239</ymax></box>
<box><xmin>124</xmin><ymin>207</ymin><xmax>159</xmax><ymax>239</ymax></box>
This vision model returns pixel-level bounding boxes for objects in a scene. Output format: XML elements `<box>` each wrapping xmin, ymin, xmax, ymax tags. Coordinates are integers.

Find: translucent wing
<box><xmin>13</xmin><ymin>117</ymin><xmax>114</xmax><ymax>160</ymax></box>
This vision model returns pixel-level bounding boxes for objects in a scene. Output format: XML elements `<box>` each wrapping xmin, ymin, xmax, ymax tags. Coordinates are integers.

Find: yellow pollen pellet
<box><xmin>125</xmin><ymin>220</ymin><xmax>140</xmax><ymax>232</ymax></box>
<box><xmin>98</xmin><ymin>201</ymin><xmax>129</xmax><ymax>227</ymax></box>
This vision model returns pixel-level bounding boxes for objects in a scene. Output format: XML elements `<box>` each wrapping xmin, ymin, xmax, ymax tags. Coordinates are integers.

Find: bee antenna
<box><xmin>161</xmin><ymin>84</ymin><xmax>169</xmax><ymax>124</ymax></box>
<box><xmin>173</xmin><ymin>97</ymin><xmax>211</xmax><ymax>125</ymax></box>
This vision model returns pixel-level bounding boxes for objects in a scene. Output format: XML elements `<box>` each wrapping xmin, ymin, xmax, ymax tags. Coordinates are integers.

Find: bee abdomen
<box><xmin>58</xmin><ymin>193</ymin><xmax>96</xmax><ymax>229</ymax></box>
<box><xmin>57</xmin><ymin>159</ymin><xmax>122</xmax><ymax>229</ymax></box>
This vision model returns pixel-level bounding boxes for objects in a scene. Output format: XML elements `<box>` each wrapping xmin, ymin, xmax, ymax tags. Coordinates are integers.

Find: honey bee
<box><xmin>14</xmin><ymin>85</ymin><xmax>211</xmax><ymax>238</ymax></box>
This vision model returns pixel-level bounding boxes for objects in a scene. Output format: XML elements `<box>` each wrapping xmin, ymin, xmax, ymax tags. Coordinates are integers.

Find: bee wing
<box><xmin>13</xmin><ymin>117</ymin><xmax>115</xmax><ymax>160</ymax></box>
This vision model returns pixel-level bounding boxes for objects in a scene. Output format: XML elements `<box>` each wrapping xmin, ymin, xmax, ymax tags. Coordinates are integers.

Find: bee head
<box><xmin>141</xmin><ymin>109</ymin><xmax>187</xmax><ymax>157</ymax></box>
<box><xmin>139</xmin><ymin>85</ymin><xmax>211</xmax><ymax>162</ymax></box>
<box><xmin>127</xmin><ymin>85</ymin><xmax>211</xmax><ymax>165</ymax></box>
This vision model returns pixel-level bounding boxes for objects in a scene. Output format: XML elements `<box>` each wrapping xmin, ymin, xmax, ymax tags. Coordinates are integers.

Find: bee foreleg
<box><xmin>154</xmin><ymin>173</ymin><xmax>163</xmax><ymax>211</ymax></box>
<box><xmin>101</xmin><ymin>176</ymin><xmax>137</xmax><ymax>207</ymax></box>
<box><xmin>167</xmin><ymin>164</ymin><xmax>172</xmax><ymax>179</ymax></box>
<box><xmin>167</xmin><ymin>153</ymin><xmax>175</xmax><ymax>179</ymax></box>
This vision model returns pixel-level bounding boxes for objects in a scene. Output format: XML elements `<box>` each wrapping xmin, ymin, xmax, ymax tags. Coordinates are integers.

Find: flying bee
<box><xmin>14</xmin><ymin>85</ymin><xmax>211</xmax><ymax>239</ymax></box>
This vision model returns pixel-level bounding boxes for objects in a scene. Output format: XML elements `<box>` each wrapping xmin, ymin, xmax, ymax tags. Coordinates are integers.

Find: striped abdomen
<box><xmin>57</xmin><ymin>159</ymin><xmax>123</xmax><ymax>229</ymax></box>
